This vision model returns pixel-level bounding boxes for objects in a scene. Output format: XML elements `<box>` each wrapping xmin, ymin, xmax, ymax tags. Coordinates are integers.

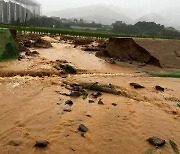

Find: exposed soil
<box><xmin>106</xmin><ymin>38</ymin><xmax>161</xmax><ymax>67</ymax></box>
<box><xmin>0</xmin><ymin>35</ymin><xmax>180</xmax><ymax>154</ymax></box>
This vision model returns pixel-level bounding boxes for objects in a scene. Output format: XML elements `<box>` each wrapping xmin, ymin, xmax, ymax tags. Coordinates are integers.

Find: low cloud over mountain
<box><xmin>45</xmin><ymin>4</ymin><xmax>180</xmax><ymax>30</ymax></box>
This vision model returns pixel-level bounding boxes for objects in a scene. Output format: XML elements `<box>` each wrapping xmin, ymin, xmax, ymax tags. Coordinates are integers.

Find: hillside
<box><xmin>45</xmin><ymin>4</ymin><xmax>180</xmax><ymax>30</ymax></box>
<box><xmin>46</xmin><ymin>4</ymin><xmax>132</xmax><ymax>25</ymax></box>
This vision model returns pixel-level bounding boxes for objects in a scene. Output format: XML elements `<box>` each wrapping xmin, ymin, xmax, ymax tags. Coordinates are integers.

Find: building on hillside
<box><xmin>0</xmin><ymin>0</ymin><xmax>41</xmax><ymax>23</ymax></box>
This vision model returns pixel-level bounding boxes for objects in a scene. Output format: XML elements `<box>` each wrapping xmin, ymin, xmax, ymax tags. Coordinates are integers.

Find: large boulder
<box><xmin>0</xmin><ymin>28</ymin><xmax>19</xmax><ymax>61</ymax></box>
<box><xmin>106</xmin><ymin>38</ymin><xmax>160</xmax><ymax>66</ymax></box>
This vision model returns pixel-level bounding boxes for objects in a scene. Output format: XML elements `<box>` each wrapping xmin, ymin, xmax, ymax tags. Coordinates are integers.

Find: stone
<box><xmin>91</xmin><ymin>92</ymin><xmax>102</xmax><ymax>98</ymax></box>
<box><xmin>18</xmin><ymin>55</ymin><xmax>25</xmax><ymax>61</ymax></box>
<box><xmin>64</xmin><ymin>109</ymin><xmax>72</xmax><ymax>112</ymax></box>
<box><xmin>34</xmin><ymin>140</ymin><xmax>49</xmax><ymax>148</ymax></box>
<box><xmin>65</xmin><ymin>100</ymin><xmax>73</xmax><ymax>106</ymax></box>
<box><xmin>86</xmin><ymin>114</ymin><xmax>92</xmax><ymax>117</ymax></box>
<box><xmin>98</xmin><ymin>99</ymin><xmax>104</xmax><ymax>105</ymax></box>
<box><xmin>112</xmin><ymin>103</ymin><xmax>117</xmax><ymax>106</ymax></box>
<box><xmin>59</xmin><ymin>72</ymin><xmax>67</xmax><ymax>78</ymax></box>
<box><xmin>155</xmin><ymin>86</ymin><xmax>165</xmax><ymax>92</ymax></box>
<box><xmin>25</xmin><ymin>51</ymin><xmax>39</xmax><ymax>57</ymax></box>
<box><xmin>89</xmin><ymin>100</ymin><xmax>95</xmax><ymax>103</ymax></box>
<box><xmin>130</xmin><ymin>83</ymin><xmax>145</xmax><ymax>89</ymax></box>
<box><xmin>60</xmin><ymin>64</ymin><xmax>77</xmax><ymax>74</ymax></box>
<box><xmin>70</xmin><ymin>91</ymin><xmax>82</xmax><ymax>97</ymax></box>
<box><xmin>147</xmin><ymin>137</ymin><xmax>165</xmax><ymax>147</ymax></box>
<box><xmin>78</xmin><ymin>124</ymin><xmax>88</xmax><ymax>132</ymax></box>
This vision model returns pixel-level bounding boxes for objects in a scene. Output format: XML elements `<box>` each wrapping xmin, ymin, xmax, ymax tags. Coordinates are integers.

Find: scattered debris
<box><xmin>70</xmin><ymin>91</ymin><xmax>82</xmax><ymax>97</ymax></box>
<box><xmin>98</xmin><ymin>99</ymin><xmax>104</xmax><ymax>105</ymax></box>
<box><xmin>106</xmin><ymin>58</ymin><xmax>116</xmax><ymax>64</ymax></box>
<box><xmin>34</xmin><ymin>140</ymin><xmax>49</xmax><ymax>148</ymax></box>
<box><xmin>155</xmin><ymin>86</ymin><xmax>165</xmax><ymax>92</ymax></box>
<box><xmin>112</xmin><ymin>103</ymin><xmax>117</xmax><ymax>106</ymax></box>
<box><xmin>65</xmin><ymin>100</ymin><xmax>73</xmax><ymax>106</ymax></box>
<box><xmin>70</xmin><ymin>148</ymin><xmax>76</xmax><ymax>151</ymax></box>
<box><xmin>89</xmin><ymin>100</ymin><xmax>95</xmax><ymax>103</ymax></box>
<box><xmin>147</xmin><ymin>137</ymin><xmax>165</xmax><ymax>147</ymax></box>
<box><xmin>78</xmin><ymin>124</ymin><xmax>88</xmax><ymax>132</ymax></box>
<box><xmin>63</xmin><ymin>83</ymin><xmax>89</xmax><ymax>99</ymax></box>
<box><xmin>73</xmin><ymin>38</ymin><xmax>93</xmax><ymax>46</ymax></box>
<box><xmin>130</xmin><ymin>83</ymin><xmax>145</xmax><ymax>89</ymax></box>
<box><xmin>59</xmin><ymin>72</ymin><xmax>67</xmax><ymax>78</ymax></box>
<box><xmin>25</xmin><ymin>51</ymin><xmax>39</xmax><ymax>57</ymax></box>
<box><xmin>63</xmin><ymin>109</ymin><xmax>72</xmax><ymax>112</ymax></box>
<box><xmin>81</xmin><ymin>133</ymin><xmax>86</xmax><ymax>138</ymax></box>
<box><xmin>169</xmin><ymin>139</ymin><xmax>179</xmax><ymax>153</ymax></box>
<box><xmin>18</xmin><ymin>55</ymin><xmax>25</xmax><ymax>61</ymax></box>
<box><xmin>8</xmin><ymin>140</ymin><xmax>22</xmax><ymax>146</ymax></box>
<box><xmin>86</xmin><ymin>114</ymin><xmax>92</xmax><ymax>118</ymax></box>
<box><xmin>34</xmin><ymin>37</ymin><xmax>52</xmax><ymax>48</ymax></box>
<box><xmin>91</xmin><ymin>92</ymin><xmax>103</xmax><ymax>98</ymax></box>
<box><xmin>17</xmin><ymin>34</ymin><xmax>52</xmax><ymax>51</ymax></box>
<box><xmin>60</xmin><ymin>64</ymin><xmax>77</xmax><ymax>74</ymax></box>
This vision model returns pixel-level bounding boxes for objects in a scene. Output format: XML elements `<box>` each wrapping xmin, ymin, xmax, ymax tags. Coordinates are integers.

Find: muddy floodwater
<box><xmin>0</xmin><ymin>39</ymin><xmax>180</xmax><ymax>154</ymax></box>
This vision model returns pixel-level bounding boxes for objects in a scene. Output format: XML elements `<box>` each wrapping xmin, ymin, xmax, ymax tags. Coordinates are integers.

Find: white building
<box><xmin>0</xmin><ymin>0</ymin><xmax>41</xmax><ymax>23</ymax></box>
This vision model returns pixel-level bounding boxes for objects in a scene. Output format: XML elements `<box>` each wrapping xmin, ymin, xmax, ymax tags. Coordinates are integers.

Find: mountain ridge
<box><xmin>45</xmin><ymin>4</ymin><xmax>180</xmax><ymax>30</ymax></box>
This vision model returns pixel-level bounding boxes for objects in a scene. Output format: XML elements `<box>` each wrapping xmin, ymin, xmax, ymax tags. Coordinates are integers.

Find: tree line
<box><xmin>11</xmin><ymin>16</ymin><xmax>180</xmax><ymax>38</ymax></box>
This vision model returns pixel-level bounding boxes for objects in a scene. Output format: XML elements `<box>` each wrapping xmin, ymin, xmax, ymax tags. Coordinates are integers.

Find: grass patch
<box><xmin>80</xmin><ymin>82</ymin><xmax>127</xmax><ymax>96</ymax></box>
<box><xmin>150</xmin><ymin>71</ymin><xmax>180</xmax><ymax>78</ymax></box>
<box><xmin>169</xmin><ymin>139</ymin><xmax>179</xmax><ymax>153</ymax></box>
<box><xmin>1</xmin><ymin>24</ymin><xmax>180</xmax><ymax>40</ymax></box>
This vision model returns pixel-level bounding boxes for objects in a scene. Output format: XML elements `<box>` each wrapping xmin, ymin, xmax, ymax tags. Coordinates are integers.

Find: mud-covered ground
<box><xmin>0</xmin><ymin>36</ymin><xmax>180</xmax><ymax>154</ymax></box>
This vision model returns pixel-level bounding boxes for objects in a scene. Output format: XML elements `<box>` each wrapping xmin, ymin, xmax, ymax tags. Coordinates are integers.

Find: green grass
<box><xmin>1</xmin><ymin>24</ymin><xmax>180</xmax><ymax>40</ymax></box>
<box><xmin>169</xmin><ymin>139</ymin><xmax>179</xmax><ymax>153</ymax></box>
<box><xmin>151</xmin><ymin>71</ymin><xmax>180</xmax><ymax>78</ymax></box>
<box><xmin>0</xmin><ymin>28</ymin><xmax>19</xmax><ymax>61</ymax></box>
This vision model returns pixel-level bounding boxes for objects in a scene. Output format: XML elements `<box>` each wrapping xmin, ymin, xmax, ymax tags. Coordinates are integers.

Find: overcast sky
<box><xmin>38</xmin><ymin>0</ymin><xmax>180</xmax><ymax>13</ymax></box>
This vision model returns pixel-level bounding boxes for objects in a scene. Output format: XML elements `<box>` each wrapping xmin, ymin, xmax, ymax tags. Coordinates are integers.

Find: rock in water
<box><xmin>34</xmin><ymin>140</ymin><xmax>49</xmax><ymax>148</ymax></box>
<box><xmin>147</xmin><ymin>137</ymin><xmax>165</xmax><ymax>147</ymax></box>
<box><xmin>78</xmin><ymin>124</ymin><xmax>88</xmax><ymax>132</ymax></box>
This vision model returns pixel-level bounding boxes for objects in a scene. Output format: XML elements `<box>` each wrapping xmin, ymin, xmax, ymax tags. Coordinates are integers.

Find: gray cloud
<box><xmin>38</xmin><ymin>0</ymin><xmax>180</xmax><ymax>13</ymax></box>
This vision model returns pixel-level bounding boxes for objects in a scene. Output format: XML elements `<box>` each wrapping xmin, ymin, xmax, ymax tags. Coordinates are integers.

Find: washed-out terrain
<box><xmin>0</xmin><ymin>34</ymin><xmax>180</xmax><ymax>154</ymax></box>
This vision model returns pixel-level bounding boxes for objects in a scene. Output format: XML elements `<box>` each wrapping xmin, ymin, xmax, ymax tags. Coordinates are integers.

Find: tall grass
<box><xmin>1</xmin><ymin>24</ymin><xmax>180</xmax><ymax>40</ymax></box>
